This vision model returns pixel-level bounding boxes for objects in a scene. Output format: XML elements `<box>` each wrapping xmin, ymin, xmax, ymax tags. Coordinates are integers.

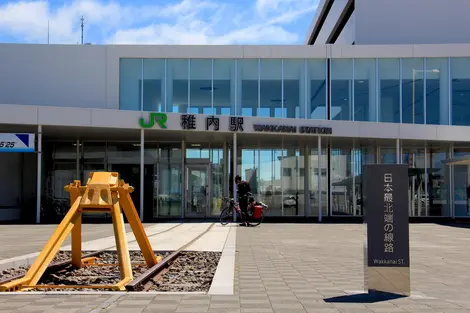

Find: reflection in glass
<box><xmin>167</xmin><ymin>59</ymin><xmax>189</xmax><ymax>113</ymax></box>
<box><xmin>120</xmin><ymin>59</ymin><xmax>141</xmax><ymax>111</ymax></box>
<box><xmin>282</xmin><ymin>146</ymin><xmax>304</xmax><ymax>216</ymax></box>
<box><xmin>402</xmin><ymin>146</ymin><xmax>426</xmax><ymax>216</ymax></box>
<box><xmin>283</xmin><ymin>59</ymin><xmax>303</xmax><ymax>118</ymax></box>
<box><xmin>260</xmin><ymin>59</ymin><xmax>282</xmax><ymax>117</ymax></box>
<box><xmin>453</xmin><ymin>147</ymin><xmax>470</xmax><ymax>217</ymax></box>
<box><xmin>378</xmin><ymin>59</ymin><xmax>400</xmax><ymax>123</ymax></box>
<box><xmin>379</xmin><ymin>146</ymin><xmax>396</xmax><ymax>164</ymax></box>
<box><xmin>402</xmin><ymin>58</ymin><xmax>424</xmax><ymax>124</ymax></box>
<box><xmin>426</xmin><ymin>58</ymin><xmax>449</xmax><ymax>125</ymax></box>
<box><xmin>451</xmin><ymin>58</ymin><xmax>470</xmax><ymax>126</ymax></box>
<box><xmin>331</xmin><ymin>143</ymin><xmax>353</xmax><ymax>215</ymax></box>
<box><xmin>213</xmin><ymin>59</ymin><xmax>235</xmax><ymax>115</ymax></box>
<box><xmin>427</xmin><ymin>144</ymin><xmax>449</xmax><ymax>216</ymax></box>
<box><xmin>309</xmin><ymin>146</ymin><xmax>328</xmax><ymax>216</ymax></box>
<box><xmin>259</xmin><ymin>149</ymin><xmax>283</xmax><ymax>215</ymax></box>
<box><xmin>210</xmin><ymin>148</ymin><xmax>224</xmax><ymax>215</ymax></box>
<box><xmin>331</xmin><ymin>59</ymin><xmax>353</xmax><ymax>121</ymax></box>
<box><xmin>307</xmin><ymin>59</ymin><xmax>327</xmax><ymax>120</ymax></box>
<box><xmin>354</xmin><ymin>143</ymin><xmax>376</xmax><ymax>215</ymax></box>
<box><xmin>239</xmin><ymin>59</ymin><xmax>258</xmax><ymax>117</ymax></box>
<box><xmin>354</xmin><ymin>59</ymin><xmax>377</xmax><ymax>122</ymax></box>
<box><xmin>143</xmin><ymin>59</ymin><xmax>164</xmax><ymax>112</ymax></box>
<box><xmin>190</xmin><ymin>59</ymin><xmax>212</xmax><ymax>114</ymax></box>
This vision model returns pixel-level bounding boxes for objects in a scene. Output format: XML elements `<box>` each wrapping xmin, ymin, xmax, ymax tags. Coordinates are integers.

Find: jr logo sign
<box><xmin>139</xmin><ymin>113</ymin><xmax>168</xmax><ymax>129</ymax></box>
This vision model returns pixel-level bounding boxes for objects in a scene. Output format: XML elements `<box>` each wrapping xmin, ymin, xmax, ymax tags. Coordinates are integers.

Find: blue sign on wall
<box><xmin>0</xmin><ymin>133</ymin><xmax>35</xmax><ymax>152</ymax></box>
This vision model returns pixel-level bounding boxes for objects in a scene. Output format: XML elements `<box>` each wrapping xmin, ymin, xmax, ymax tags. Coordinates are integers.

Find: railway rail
<box><xmin>0</xmin><ymin>222</ymin><xmax>218</xmax><ymax>292</ymax></box>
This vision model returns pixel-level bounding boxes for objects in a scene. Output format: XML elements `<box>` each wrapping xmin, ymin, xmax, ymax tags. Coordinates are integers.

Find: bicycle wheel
<box><xmin>247</xmin><ymin>210</ymin><xmax>264</xmax><ymax>227</ymax></box>
<box><xmin>219</xmin><ymin>207</ymin><xmax>233</xmax><ymax>225</ymax></box>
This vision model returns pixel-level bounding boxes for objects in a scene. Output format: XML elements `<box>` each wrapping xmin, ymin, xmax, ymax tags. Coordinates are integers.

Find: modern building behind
<box><xmin>1</xmin><ymin>1</ymin><xmax>470</xmax><ymax>223</ymax></box>
<box><xmin>305</xmin><ymin>0</ymin><xmax>470</xmax><ymax>45</ymax></box>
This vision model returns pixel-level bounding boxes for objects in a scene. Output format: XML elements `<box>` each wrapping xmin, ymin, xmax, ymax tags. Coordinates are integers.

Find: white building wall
<box><xmin>0</xmin><ymin>44</ymin><xmax>108</xmax><ymax>109</ymax></box>
<box><xmin>315</xmin><ymin>0</ymin><xmax>350</xmax><ymax>44</ymax></box>
<box><xmin>355</xmin><ymin>0</ymin><xmax>470</xmax><ymax>45</ymax></box>
<box><xmin>334</xmin><ymin>11</ymin><xmax>355</xmax><ymax>45</ymax></box>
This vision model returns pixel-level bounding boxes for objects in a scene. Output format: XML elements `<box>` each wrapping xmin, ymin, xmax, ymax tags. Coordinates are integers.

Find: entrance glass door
<box><xmin>156</xmin><ymin>163</ymin><xmax>182</xmax><ymax>218</ymax></box>
<box><xmin>185</xmin><ymin>165</ymin><xmax>210</xmax><ymax>217</ymax></box>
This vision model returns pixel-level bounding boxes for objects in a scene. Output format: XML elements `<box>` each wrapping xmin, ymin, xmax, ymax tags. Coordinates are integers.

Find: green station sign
<box><xmin>139</xmin><ymin>113</ymin><xmax>168</xmax><ymax>129</ymax></box>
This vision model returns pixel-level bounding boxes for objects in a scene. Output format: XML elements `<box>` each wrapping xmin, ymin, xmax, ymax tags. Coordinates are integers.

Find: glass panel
<box><xmin>260</xmin><ymin>59</ymin><xmax>282</xmax><ymax>118</ymax></box>
<box><xmin>331</xmin><ymin>141</ymin><xmax>354</xmax><ymax>215</ymax></box>
<box><xmin>402</xmin><ymin>145</ymin><xmax>426</xmax><ymax>216</ymax></box>
<box><xmin>354</xmin><ymin>59</ymin><xmax>377</xmax><ymax>122</ymax></box>
<box><xmin>158</xmin><ymin>163</ymin><xmax>182</xmax><ymax>217</ymax></box>
<box><xmin>239</xmin><ymin>59</ymin><xmax>258</xmax><ymax>117</ymax></box>
<box><xmin>402</xmin><ymin>58</ymin><xmax>424</xmax><ymax>124</ymax></box>
<box><xmin>190</xmin><ymin>59</ymin><xmax>212</xmax><ymax>114</ymax></box>
<box><xmin>309</xmin><ymin>145</ymin><xmax>328</xmax><ymax>216</ymax></box>
<box><xmin>354</xmin><ymin>142</ymin><xmax>376</xmax><ymax>216</ymax></box>
<box><xmin>211</xmin><ymin>148</ymin><xmax>224</xmax><ymax>215</ymax></box>
<box><xmin>427</xmin><ymin>144</ymin><xmax>450</xmax><ymax>216</ymax></box>
<box><xmin>426</xmin><ymin>58</ymin><xmax>449</xmax><ymax>125</ymax></box>
<box><xmin>378</xmin><ymin>59</ymin><xmax>400</xmax><ymax>123</ymax></box>
<box><xmin>283</xmin><ymin>59</ymin><xmax>303</xmax><ymax>119</ymax></box>
<box><xmin>213</xmin><ymin>59</ymin><xmax>235</xmax><ymax>115</ymax></box>
<box><xmin>186</xmin><ymin>166</ymin><xmax>209</xmax><ymax>215</ymax></box>
<box><xmin>379</xmin><ymin>146</ymin><xmax>396</xmax><ymax>164</ymax></box>
<box><xmin>258</xmin><ymin>148</ymin><xmax>282</xmax><ymax>216</ymax></box>
<box><xmin>167</xmin><ymin>59</ymin><xmax>188</xmax><ymax>113</ymax></box>
<box><xmin>453</xmin><ymin>146</ymin><xmax>470</xmax><ymax>217</ymax></box>
<box><xmin>331</xmin><ymin>59</ymin><xmax>353</xmax><ymax>121</ymax></box>
<box><xmin>119</xmin><ymin>58</ymin><xmax>141</xmax><ymax>111</ymax></box>
<box><xmin>239</xmin><ymin>148</ymin><xmax>259</xmax><ymax>201</ymax></box>
<box><xmin>107</xmin><ymin>143</ymin><xmax>141</xmax><ymax>210</ymax></box>
<box><xmin>451</xmin><ymin>58</ymin><xmax>470</xmax><ymax>126</ymax></box>
<box><xmin>143</xmin><ymin>59</ymin><xmax>164</xmax><ymax>112</ymax></box>
<box><xmin>308</xmin><ymin>59</ymin><xmax>327</xmax><ymax>120</ymax></box>
<box><xmin>282</xmin><ymin>146</ymin><xmax>304</xmax><ymax>216</ymax></box>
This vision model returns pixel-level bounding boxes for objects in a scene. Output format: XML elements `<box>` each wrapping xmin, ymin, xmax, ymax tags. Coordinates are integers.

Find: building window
<box><xmin>119</xmin><ymin>58</ymin><xmax>142</xmax><ymax>111</ymax></box>
<box><xmin>378</xmin><ymin>59</ymin><xmax>400</xmax><ymax>123</ymax></box>
<box><xmin>330</xmin><ymin>59</ymin><xmax>353</xmax><ymax>121</ymax></box>
<box><xmin>451</xmin><ymin>58</ymin><xmax>470</xmax><ymax>126</ymax></box>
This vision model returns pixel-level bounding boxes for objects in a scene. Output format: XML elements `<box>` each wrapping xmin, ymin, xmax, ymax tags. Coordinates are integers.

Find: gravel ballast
<box><xmin>0</xmin><ymin>250</ymin><xmax>221</xmax><ymax>292</ymax></box>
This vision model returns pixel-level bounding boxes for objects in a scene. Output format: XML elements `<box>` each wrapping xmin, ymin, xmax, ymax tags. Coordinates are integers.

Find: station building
<box><xmin>2</xmin><ymin>0</ymin><xmax>470</xmax><ymax>223</ymax></box>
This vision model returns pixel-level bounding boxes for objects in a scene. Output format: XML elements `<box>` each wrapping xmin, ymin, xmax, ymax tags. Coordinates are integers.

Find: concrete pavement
<box><xmin>1</xmin><ymin>223</ymin><xmax>470</xmax><ymax>312</ymax></box>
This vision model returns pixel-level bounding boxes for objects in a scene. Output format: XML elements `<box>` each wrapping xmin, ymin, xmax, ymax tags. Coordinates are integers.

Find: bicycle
<box><xmin>219</xmin><ymin>194</ymin><xmax>267</xmax><ymax>227</ymax></box>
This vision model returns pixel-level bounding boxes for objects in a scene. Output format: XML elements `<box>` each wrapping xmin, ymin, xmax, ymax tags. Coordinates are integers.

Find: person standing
<box><xmin>235</xmin><ymin>175</ymin><xmax>251</xmax><ymax>226</ymax></box>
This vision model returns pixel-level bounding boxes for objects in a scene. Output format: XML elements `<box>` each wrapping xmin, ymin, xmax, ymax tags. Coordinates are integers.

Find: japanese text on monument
<box><xmin>383</xmin><ymin>173</ymin><xmax>394</xmax><ymax>253</ymax></box>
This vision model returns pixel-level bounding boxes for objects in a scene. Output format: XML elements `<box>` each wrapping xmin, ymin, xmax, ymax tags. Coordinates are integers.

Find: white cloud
<box><xmin>0</xmin><ymin>0</ymin><xmax>318</xmax><ymax>45</ymax></box>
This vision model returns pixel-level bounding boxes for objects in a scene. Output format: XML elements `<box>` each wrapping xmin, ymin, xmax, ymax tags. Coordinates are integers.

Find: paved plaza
<box><xmin>1</xmin><ymin>223</ymin><xmax>470</xmax><ymax>312</ymax></box>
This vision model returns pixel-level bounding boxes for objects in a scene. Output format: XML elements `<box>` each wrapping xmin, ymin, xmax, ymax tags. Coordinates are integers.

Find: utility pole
<box><xmin>47</xmin><ymin>20</ymin><xmax>50</xmax><ymax>44</ymax></box>
<box><xmin>80</xmin><ymin>16</ymin><xmax>84</xmax><ymax>45</ymax></box>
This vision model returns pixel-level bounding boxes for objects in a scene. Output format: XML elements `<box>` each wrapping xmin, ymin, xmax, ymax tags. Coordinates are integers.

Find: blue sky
<box><xmin>0</xmin><ymin>0</ymin><xmax>318</xmax><ymax>45</ymax></box>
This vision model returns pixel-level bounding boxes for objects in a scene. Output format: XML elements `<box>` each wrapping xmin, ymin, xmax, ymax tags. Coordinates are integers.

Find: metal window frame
<box><xmin>424</xmin><ymin>58</ymin><xmax>427</xmax><ymax>124</ymax></box>
<box><xmin>258</xmin><ymin>58</ymin><xmax>261</xmax><ymax>116</ymax></box>
<box><xmin>164</xmin><ymin>59</ymin><xmax>168</xmax><ymax>112</ymax></box>
<box><xmin>211</xmin><ymin>58</ymin><xmax>214</xmax><ymax>114</ymax></box>
<box><xmin>281</xmin><ymin>58</ymin><xmax>284</xmax><ymax>118</ymax></box>
<box><xmin>188</xmin><ymin>59</ymin><xmax>191</xmax><ymax>112</ymax></box>
<box><xmin>352</xmin><ymin>58</ymin><xmax>355</xmax><ymax>121</ymax></box>
<box><xmin>375</xmin><ymin>58</ymin><xmax>379</xmax><ymax>122</ymax></box>
<box><xmin>141</xmin><ymin>59</ymin><xmax>144</xmax><ymax>112</ymax></box>
<box><xmin>399</xmin><ymin>58</ymin><xmax>403</xmax><ymax>123</ymax></box>
<box><xmin>234</xmin><ymin>59</ymin><xmax>238</xmax><ymax>116</ymax></box>
<box><xmin>304</xmin><ymin>59</ymin><xmax>308</xmax><ymax>119</ymax></box>
<box><xmin>448</xmin><ymin>57</ymin><xmax>452</xmax><ymax>125</ymax></box>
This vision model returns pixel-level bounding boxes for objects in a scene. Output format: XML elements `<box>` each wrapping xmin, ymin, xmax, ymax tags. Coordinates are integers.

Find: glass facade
<box><xmin>120</xmin><ymin>57</ymin><xmax>470</xmax><ymax>127</ymax></box>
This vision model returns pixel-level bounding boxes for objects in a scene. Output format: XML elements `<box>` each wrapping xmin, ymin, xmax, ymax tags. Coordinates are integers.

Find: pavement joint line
<box><xmin>89</xmin><ymin>293</ymin><xmax>125</xmax><ymax>313</ymax></box>
<box><xmin>208</xmin><ymin>225</ymin><xmax>237</xmax><ymax>295</ymax></box>
<box><xmin>0</xmin><ymin>223</ymin><xmax>183</xmax><ymax>271</ymax></box>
